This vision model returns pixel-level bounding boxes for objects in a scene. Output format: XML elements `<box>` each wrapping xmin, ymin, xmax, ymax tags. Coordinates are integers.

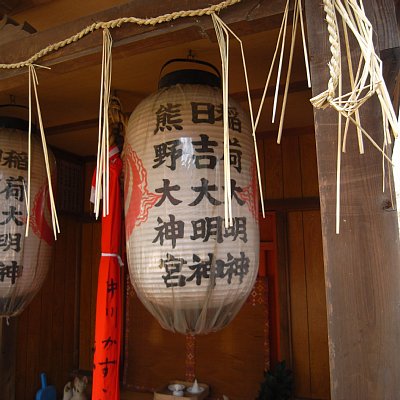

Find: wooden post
<box><xmin>305</xmin><ymin>1</ymin><xmax>400</xmax><ymax>399</ymax></box>
<box><xmin>0</xmin><ymin>317</ymin><xmax>17</xmax><ymax>400</ymax></box>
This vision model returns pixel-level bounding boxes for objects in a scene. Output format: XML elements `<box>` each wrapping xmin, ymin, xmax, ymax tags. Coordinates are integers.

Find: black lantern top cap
<box><xmin>158</xmin><ymin>58</ymin><xmax>221</xmax><ymax>89</ymax></box>
<box><xmin>0</xmin><ymin>104</ymin><xmax>35</xmax><ymax>132</ymax></box>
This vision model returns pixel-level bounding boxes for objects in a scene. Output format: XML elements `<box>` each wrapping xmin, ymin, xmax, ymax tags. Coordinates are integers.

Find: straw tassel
<box><xmin>212</xmin><ymin>14</ymin><xmax>233</xmax><ymax>228</ymax></box>
<box><xmin>94</xmin><ymin>28</ymin><xmax>113</xmax><ymax>219</ymax></box>
<box><xmin>309</xmin><ymin>0</ymin><xmax>400</xmax><ymax>233</ymax></box>
<box><xmin>27</xmin><ymin>64</ymin><xmax>60</xmax><ymax>239</ymax></box>
<box><xmin>211</xmin><ymin>13</ymin><xmax>266</xmax><ymax>218</ymax></box>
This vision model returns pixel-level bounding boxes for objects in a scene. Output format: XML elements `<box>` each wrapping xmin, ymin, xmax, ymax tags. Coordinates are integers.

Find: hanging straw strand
<box><xmin>94</xmin><ymin>28</ymin><xmax>113</xmax><ymax>219</ymax></box>
<box><xmin>277</xmin><ymin>0</ymin><xmax>300</xmax><ymax>144</ymax></box>
<box><xmin>212</xmin><ymin>13</ymin><xmax>233</xmax><ymax>228</ymax></box>
<box><xmin>211</xmin><ymin>13</ymin><xmax>266</xmax><ymax>217</ymax></box>
<box><xmin>28</xmin><ymin>64</ymin><xmax>60</xmax><ymax>239</ymax></box>
<box><xmin>25</xmin><ymin>66</ymin><xmax>32</xmax><ymax>237</ymax></box>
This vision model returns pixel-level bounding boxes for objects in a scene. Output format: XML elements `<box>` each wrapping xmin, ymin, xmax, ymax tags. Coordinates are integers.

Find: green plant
<box><xmin>256</xmin><ymin>361</ymin><xmax>293</xmax><ymax>400</ymax></box>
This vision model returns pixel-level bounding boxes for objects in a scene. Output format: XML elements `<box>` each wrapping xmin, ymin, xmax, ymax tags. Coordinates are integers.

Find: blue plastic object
<box><xmin>35</xmin><ymin>373</ymin><xmax>57</xmax><ymax>400</ymax></box>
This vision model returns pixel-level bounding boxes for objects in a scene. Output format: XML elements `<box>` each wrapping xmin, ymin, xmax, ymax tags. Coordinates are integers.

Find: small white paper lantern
<box><xmin>124</xmin><ymin>65</ymin><xmax>259</xmax><ymax>334</ymax></box>
<box><xmin>0</xmin><ymin>118</ymin><xmax>55</xmax><ymax>317</ymax></box>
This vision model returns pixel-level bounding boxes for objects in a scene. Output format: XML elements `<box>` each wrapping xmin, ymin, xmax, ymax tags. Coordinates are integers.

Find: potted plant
<box><xmin>256</xmin><ymin>361</ymin><xmax>293</xmax><ymax>400</ymax></box>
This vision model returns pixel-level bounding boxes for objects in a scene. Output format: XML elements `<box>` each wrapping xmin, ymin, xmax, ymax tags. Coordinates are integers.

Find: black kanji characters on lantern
<box><xmin>0</xmin><ymin>261</ymin><xmax>22</xmax><ymax>284</ymax></box>
<box><xmin>191</xmin><ymin>216</ymin><xmax>225</xmax><ymax>243</ymax></box>
<box><xmin>153</xmin><ymin>214</ymin><xmax>184</xmax><ymax>249</ymax></box>
<box><xmin>191</xmin><ymin>216</ymin><xmax>247</xmax><ymax>243</ymax></box>
<box><xmin>159</xmin><ymin>252</ymin><xmax>251</xmax><ymax>287</ymax></box>
<box><xmin>155</xmin><ymin>179</ymin><xmax>182</xmax><ymax>207</ymax></box>
<box><xmin>0</xmin><ymin>176</ymin><xmax>25</xmax><ymax>201</ymax></box>
<box><xmin>153</xmin><ymin>140</ymin><xmax>182</xmax><ymax>170</ymax></box>
<box><xmin>160</xmin><ymin>253</ymin><xmax>187</xmax><ymax>288</ymax></box>
<box><xmin>191</xmin><ymin>102</ymin><xmax>216</xmax><ymax>124</ymax></box>
<box><xmin>154</xmin><ymin>103</ymin><xmax>183</xmax><ymax>134</ymax></box>
<box><xmin>215</xmin><ymin>105</ymin><xmax>242</xmax><ymax>133</ymax></box>
<box><xmin>152</xmin><ymin>135</ymin><xmax>243</xmax><ymax>171</ymax></box>
<box><xmin>224</xmin><ymin>217</ymin><xmax>247</xmax><ymax>242</ymax></box>
<box><xmin>191</xmin><ymin>102</ymin><xmax>242</xmax><ymax>133</ymax></box>
<box><xmin>0</xmin><ymin>233</ymin><xmax>22</xmax><ymax>252</ymax></box>
<box><xmin>192</xmin><ymin>134</ymin><xmax>218</xmax><ymax>169</ymax></box>
<box><xmin>227</xmin><ymin>138</ymin><xmax>242</xmax><ymax>173</ymax></box>
<box><xmin>186</xmin><ymin>253</ymin><xmax>213</xmax><ymax>286</ymax></box>
<box><xmin>2</xmin><ymin>150</ymin><xmax>28</xmax><ymax>170</ymax></box>
<box><xmin>216</xmin><ymin>252</ymin><xmax>250</xmax><ymax>284</ymax></box>
<box><xmin>0</xmin><ymin>206</ymin><xmax>23</xmax><ymax>226</ymax></box>
<box><xmin>223</xmin><ymin>179</ymin><xmax>245</xmax><ymax>205</ymax></box>
<box><xmin>189</xmin><ymin>178</ymin><xmax>222</xmax><ymax>206</ymax></box>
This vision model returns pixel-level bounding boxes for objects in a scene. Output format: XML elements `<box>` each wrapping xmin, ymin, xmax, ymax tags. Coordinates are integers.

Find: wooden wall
<box><xmin>79</xmin><ymin>221</ymin><xmax>101</xmax><ymax>371</ymax></box>
<box><xmin>77</xmin><ymin>129</ymin><xmax>329</xmax><ymax>400</ymax></box>
<box><xmin>14</xmin><ymin>215</ymin><xmax>81</xmax><ymax>400</ymax></box>
<box><xmin>9</xmin><ymin>128</ymin><xmax>328</xmax><ymax>400</ymax></box>
<box><xmin>258</xmin><ymin>129</ymin><xmax>330</xmax><ymax>399</ymax></box>
<box><xmin>78</xmin><ymin>160</ymin><xmax>101</xmax><ymax>371</ymax></box>
<box><xmin>124</xmin><ymin>284</ymin><xmax>269</xmax><ymax>400</ymax></box>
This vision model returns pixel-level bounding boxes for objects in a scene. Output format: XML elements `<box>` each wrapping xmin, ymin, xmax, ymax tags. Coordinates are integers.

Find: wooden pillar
<box><xmin>304</xmin><ymin>1</ymin><xmax>400</xmax><ymax>399</ymax></box>
<box><xmin>0</xmin><ymin>317</ymin><xmax>17</xmax><ymax>400</ymax></box>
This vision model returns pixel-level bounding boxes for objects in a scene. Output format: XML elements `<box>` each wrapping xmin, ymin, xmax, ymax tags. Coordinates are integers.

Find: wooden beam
<box><xmin>256</xmin><ymin>125</ymin><xmax>314</xmax><ymax>140</ymax></box>
<box><xmin>305</xmin><ymin>1</ymin><xmax>400</xmax><ymax>399</ymax></box>
<box><xmin>46</xmin><ymin>118</ymin><xmax>98</xmax><ymax>136</ymax></box>
<box><xmin>44</xmin><ymin>86</ymin><xmax>313</xmax><ymax>137</ymax></box>
<box><xmin>0</xmin><ymin>0</ymin><xmax>54</xmax><ymax>15</ymax></box>
<box><xmin>365</xmin><ymin>0</ymin><xmax>399</xmax><ymax>50</ymax></box>
<box><xmin>231</xmin><ymin>79</ymin><xmax>310</xmax><ymax>103</ymax></box>
<box><xmin>380</xmin><ymin>47</ymin><xmax>400</xmax><ymax>112</ymax></box>
<box><xmin>0</xmin><ymin>0</ymin><xmax>288</xmax><ymax>91</ymax></box>
<box><xmin>263</xmin><ymin>196</ymin><xmax>320</xmax><ymax>211</ymax></box>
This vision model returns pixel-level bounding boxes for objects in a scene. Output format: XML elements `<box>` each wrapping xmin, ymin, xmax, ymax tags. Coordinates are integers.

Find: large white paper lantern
<box><xmin>0</xmin><ymin>117</ymin><xmax>55</xmax><ymax>317</ymax></box>
<box><xmin>124</xmin><ymin>65</ymin><xmax>259</xmax><ymax>334</ymax></box>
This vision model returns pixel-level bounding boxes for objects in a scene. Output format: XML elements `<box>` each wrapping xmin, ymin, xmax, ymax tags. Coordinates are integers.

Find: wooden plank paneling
<box><xmin>79</xmin><ymin>222</ymin><xmax>94</xmax><ymax>370</ymax></box>
<box><xmin>303</xmin><ymin>211</ymin><xmax>330</xmax><ymax>399</ymax></box>
<box><xmin>62</xmin><ymin>218</ymin><xmax>79</xmax><ymax>382</ymax></box>
<box><xmin>51</xmin><ymin>217</ymin><xmax>67</xmax><ymax>394</ymax></box>
<box><xmin>90</xmin><ymin>222</ymin><xmax>101</xmax><ymax>364</ymax></box>
<box><xmin>299</xmin><ymin>133</ymin><xmax>319</xmax><ymax>198</ymax></box>
<box><xmin>14</xmin><ymin>215</ymin><xmax>81</xmax><ymax>400</ymax></box>
<box><xmin>264</xmin><ymin>138</ymin><xmax>283</xmax><ymax>199</ymax></box>
<box><xmin>287</xmin><ymin>211</ymin><xmax>310</xmax><ymax>398</ymax></box>
<box><xmin>195</xmin><ymin>301</ymin><xmax>266</xmax><ymax>400</ymax></box>
<box><xmin>39</xmin><ymin>239</ymin><xmax>55</xmax><ymax>383</ymax></box>
<box><xmin>282</xmin><ymin>135</ymin><xmax>302</xmax><ymax>198</ymax></box>
<box><xmin>15</xmin><ymin>301</ymin><xmax>28</xmax><ymax>399</ymax></box>
<box><xmin>124</xmin><ymin>294</ymin><xmax>186</xmax><ymax>391</ymax></box>
<box><xmin>257</xmin><ymin>139</ymin><xmax>267</xmax><ymax>200</ymax></box>
<box><xmin>0</xmin><ymin>317</ymin><xmax>18</xmax><ymax>400</ymax></box>
<box><xmin>24</xmin><ymin>285</ymin><xmax>43</xmax><ymax>398</ymax></box>
<box><xmin>84</xmin><ymin>161</ymin><xmax>96</xmax><ymax>214</ymax></box>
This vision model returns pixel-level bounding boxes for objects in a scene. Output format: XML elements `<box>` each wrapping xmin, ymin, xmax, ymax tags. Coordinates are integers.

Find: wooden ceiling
<box><xmin>0</xmin><ymin>0</ymin><xmax>314</xmax><ymax>156</ymax></box>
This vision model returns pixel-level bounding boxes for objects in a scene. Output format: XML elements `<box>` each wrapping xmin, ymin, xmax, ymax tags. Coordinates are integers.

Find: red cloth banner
<box><xmin>92</xmin><ymin>146</ymin><xmax>122</xmax><ymax>400</ymax></box>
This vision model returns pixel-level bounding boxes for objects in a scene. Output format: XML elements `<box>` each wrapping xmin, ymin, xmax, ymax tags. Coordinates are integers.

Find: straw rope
<box><xmin>310</xmin><ymin>0</ymin><xmax>340</xmax><ymax>109</ymax></box>
<box><xmin>0</xmin><ymin>0</ymin><xmax>241</xmax><ymax>70</ymax></box>
<box><xmin>310</xmin><ymin>0</ymin><xmax>400</xmax><ymax>234</ymax></box>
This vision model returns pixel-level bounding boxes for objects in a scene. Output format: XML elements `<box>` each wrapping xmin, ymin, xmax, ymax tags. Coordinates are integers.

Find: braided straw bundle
<box><xmin>311</xmin><ymin>0</ymin><xmax>400</xmax><ymax>233</ymax></box>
